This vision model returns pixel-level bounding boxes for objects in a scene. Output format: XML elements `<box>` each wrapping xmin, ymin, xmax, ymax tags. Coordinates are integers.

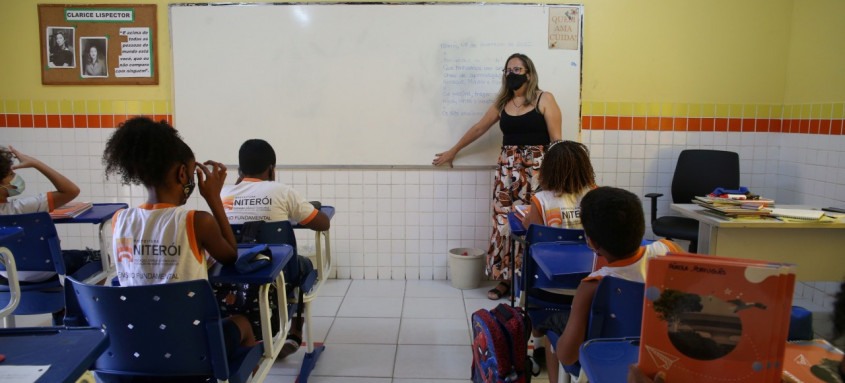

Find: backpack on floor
<box><xmin>471</xmin><ymin>303</ymin><xmax>532</xmax><ymax>383</ymax></box>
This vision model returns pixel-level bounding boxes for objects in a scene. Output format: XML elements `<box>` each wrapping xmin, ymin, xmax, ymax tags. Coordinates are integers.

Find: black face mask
<box><xmin>183</xmin><ymin>167</ymin><xmax>196</xmax><ymax>199</ymax></box>
<box><xmin>506</xmin><ymin>73</ymin><xmax>528</xmax><ymax>90</ymax></box>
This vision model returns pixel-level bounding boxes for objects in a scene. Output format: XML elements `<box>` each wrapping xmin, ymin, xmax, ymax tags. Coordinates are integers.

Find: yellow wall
<box><xmin>1</xmin><ymin>0</ymin><xmax>842</xmax><ymax>106</ymax></box>
<box><xmin>784</xmin><ymin>0</ymin><xmax>845</xmax><ymax>104</ymax></box>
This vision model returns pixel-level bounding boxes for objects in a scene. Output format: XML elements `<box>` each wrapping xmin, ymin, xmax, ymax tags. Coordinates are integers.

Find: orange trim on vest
<box><xmin>299</xmin><ymin>207</ymin><xmax>319</xmax><ymax>225</ymax></box>
<box><xmin>185</xmin><ymin>210</ymin><xmax>203</xmax><ymax>264</ymax></box>
<box><xmin>606</xmin><ymin>246</ymin><xmax>646</xmax><ymax>268</ymax></box>
<box><xmin>138</xmin><ymin>203</ymin><xmax>178</xmax><ymax>210</ymax></box>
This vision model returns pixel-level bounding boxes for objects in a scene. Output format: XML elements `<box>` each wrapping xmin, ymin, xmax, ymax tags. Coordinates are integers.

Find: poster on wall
<box><xmin>38</xmin><ymin>4</ymin><xmax>158</xmax><ymax>85</ymax></box>
<box><xmin>548</xmin><ymin>6</ymin><xmax>581</xmax><ymax>50</ymax></box>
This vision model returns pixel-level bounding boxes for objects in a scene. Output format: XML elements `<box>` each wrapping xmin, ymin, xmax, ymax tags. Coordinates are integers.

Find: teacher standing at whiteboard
<box><xmin>433</xmin><ymin>53</ymin><xmax>562</xmax><ymax>300</ymax></box>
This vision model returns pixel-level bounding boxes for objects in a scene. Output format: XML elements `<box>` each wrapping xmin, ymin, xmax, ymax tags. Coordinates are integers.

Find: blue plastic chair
<box><xmin>66</xmin><ymin>277</ymin><xmax>263</xmax><ymax>383</ymax></box>
<box><xmin>517</xmin><ymin>224</ymin><xmax>585</xmax><ymax>299</ymax></box>
<box><xmin>0</xmin><ymin>212</ymin><xmax>104</xmax><ymax>327</ymax></box>
<box><xmin>547</xmin><ymin>276</ymin><xmax>645</xmax><ymax>382</ymax></box>
<box><xmin>517</xmin><ymin>225</ymin><xmax>586</xmax><ymax>327</ymax></box>
<box><xmin>231</xmin><ymin>221</ymin><xmax>317</xmax><ymax>296</ymax></box>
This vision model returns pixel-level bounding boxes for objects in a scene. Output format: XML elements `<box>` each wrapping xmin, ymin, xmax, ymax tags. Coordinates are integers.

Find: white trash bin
<box><xmin>448</xmin><ymin>248</ymin><xmax>485</xmax><ymax>289</ymax></box>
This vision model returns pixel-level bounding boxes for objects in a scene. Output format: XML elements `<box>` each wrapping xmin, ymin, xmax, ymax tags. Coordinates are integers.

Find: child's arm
<box><xmin>194</xmin><ymin>161</ymin><xmax>238</xmax><ymax>264</ymax></box>
<box><xmin>301</xmin><ymin>210</ymin><xmax>330</xmax><ymax>231</ymax></box>
<box><xmin>521</xmin><ymin>198</ymin><xmax>544</xmax><ymax>228</ymax></box>
<box><xmin>10</xmin><ymin>145</ymin><xmax>79</xmax><ymax>208</ymax></box>
<box><xmin>556</xmin><ymin>279</ymin><xmax>599</xmax><ymax>365</ymax></box>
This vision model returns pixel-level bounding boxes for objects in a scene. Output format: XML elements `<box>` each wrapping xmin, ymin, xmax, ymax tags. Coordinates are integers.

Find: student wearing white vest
<box><xmin>102</xmin><ymin>116</ymin><xmax>257</xmax><ymax>355</ymax></box>
<box><xmin>218</xmin><ymin>138</ymin><xmax>330</xmax><ymax>359</ymax></box>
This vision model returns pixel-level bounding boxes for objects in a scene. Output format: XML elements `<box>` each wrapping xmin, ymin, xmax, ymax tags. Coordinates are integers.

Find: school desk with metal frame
<box><xmin>670</xmin><ymin>203</ymin><xmax>845</xmax><ymax>281</ymax></box>
<box><xmin>0</xmin><ymin>226</ymin><xmax>23</xmax><ymax>318</ymax></box>
<box><xmin>208</xmin><ymin>243</ymin><xmax>294</xmax><ymax>383</ymax></box>
<box><xmin>53</xmin><ymin>203</ymin><xmax>128</xmax><ymax>280</ymax></box>
<box><xmin>291</xmin><ymin>205</ymin><xmax>334</xmax><ymax>382</ymax></box>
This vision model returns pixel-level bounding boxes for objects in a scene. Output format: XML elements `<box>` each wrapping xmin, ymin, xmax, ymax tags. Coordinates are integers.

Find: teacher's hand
<box><xmin>432</xmin><ymin>150</ymin><xmax>456</xmax><ymax>168</ymax></box>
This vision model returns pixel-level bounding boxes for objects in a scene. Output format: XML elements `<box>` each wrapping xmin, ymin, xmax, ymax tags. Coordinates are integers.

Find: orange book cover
<box><xmin>639</xmin><ymin>254</ymin><xmax>795</xmax><ymax>382</ymax></box>
<box><xmin>782</xmin><ymin>339</ymin><xmax>844</xmax><ymax>383</ymax></box>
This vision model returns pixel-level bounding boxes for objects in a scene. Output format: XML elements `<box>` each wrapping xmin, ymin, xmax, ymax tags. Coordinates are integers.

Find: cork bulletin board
<box><xmin>38</xmin><ymin>4</ymin><xmax>158</xmax><ymax>85</ymax></box>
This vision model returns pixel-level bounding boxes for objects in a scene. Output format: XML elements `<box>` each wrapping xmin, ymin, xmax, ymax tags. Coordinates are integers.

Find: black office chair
<box><xmin>645</xmin><ymin>149</ymin><xmax>739</xmax><ymax>252</ymax></box>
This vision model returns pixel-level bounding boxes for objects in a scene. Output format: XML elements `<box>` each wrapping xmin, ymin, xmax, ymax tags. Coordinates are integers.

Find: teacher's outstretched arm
<box><xmin>539</xmin><ymin>91</ymin><xmax>563</xmax><ymax>142</ymax></box>
<box><xmin>432</xmin><ymin>105</ymin><xmax>500</xmax><ymax>168</ymax></box>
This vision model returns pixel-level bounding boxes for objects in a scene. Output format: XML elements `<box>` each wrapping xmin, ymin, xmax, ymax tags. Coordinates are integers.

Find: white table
<box><xmin>671</xmin><ymin>204</ymin><xmax>845</xmax><ymax>281</ymax></box>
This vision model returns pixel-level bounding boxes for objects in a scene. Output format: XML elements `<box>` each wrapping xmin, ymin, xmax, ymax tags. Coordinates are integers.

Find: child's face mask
<box><xmin>1</xmin><ymin>174</ymin><xmax>25</xmax><ymax>197</ymax></box>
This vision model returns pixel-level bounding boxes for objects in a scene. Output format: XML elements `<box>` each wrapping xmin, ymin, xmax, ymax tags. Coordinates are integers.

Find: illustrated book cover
<box><xmin>639</xmin><ymin>254</ymin><xmax>796</xmax><ymax>382</ymax></box>
<box><xmin>782</xmin><ymin>339</ymin><xmax>845</xmax><ymax>383</ymax></box>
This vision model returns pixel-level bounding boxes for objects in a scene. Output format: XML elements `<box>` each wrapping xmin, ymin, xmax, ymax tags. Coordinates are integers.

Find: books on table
<box><xmin>49</xmin><ymin>201</ymin><xmax>93</xmax><ymax>219</ymax></box>
<box><xmin>696</xmin><ymin>195</ymin><xmax>775</xmax><ymax>207</ymax></box>
<box><xmin>781</xmin><ymin>339</ymin><xmax>845</xmax><ymax>383</ymax></box>
<box><xmin>639</xmin><ymin>253</ymin><xmax>796</xmax><ymax>382</ymax></box>
<box><xmin>693</xmin><ymin>195</ymin><xmax>777</xmax><ymax>218</ymax></box>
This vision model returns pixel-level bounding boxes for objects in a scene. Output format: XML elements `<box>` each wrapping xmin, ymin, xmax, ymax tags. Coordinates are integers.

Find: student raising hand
<box><xmin>3</xmin><ymin>145</ymin><xmax>80</xmax><ymax>210</ymax></box>
<box><xmin>193</xmin><ymin>160</ymin><xmax>238</xmax><ymax>265</ymax></box>
<box><xmin>196</xmin><ymin>160</ymin><xmax>228</xmax><ymax>199</ymax></box>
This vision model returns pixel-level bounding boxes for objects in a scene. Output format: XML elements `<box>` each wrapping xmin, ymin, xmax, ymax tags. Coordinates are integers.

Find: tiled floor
<box><xmin>267</xmin><ymin>279</ymin><xmax>546</xmax><ymax>383</ymax></box>
<box><xmin>10</xmin><ymin>279</ymin><xmax>839</xmax><ymax>382</ymax></box>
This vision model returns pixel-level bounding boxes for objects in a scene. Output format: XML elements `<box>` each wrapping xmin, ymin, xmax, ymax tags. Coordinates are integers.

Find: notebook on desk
<box><xmin>769</xmin><ymin>208</ymin><xmax>825</xmax><ymax>221</ymax></box>
<box><xmin>49</xmin><ymin>201</ymin><xmax>93</xmax><ymax>219</ymax></box>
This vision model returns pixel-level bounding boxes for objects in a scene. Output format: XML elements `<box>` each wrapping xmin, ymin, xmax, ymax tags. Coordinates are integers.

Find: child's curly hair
<box><xmin>0</xmin><ymin>147</ymin><xmax>13</xmax><ymax>180</ymax></box>
<box><xmin>539</xmin><ymin>140</ymin><xmax>595</xmax><ymax>195</ymax></box>
<box><xmin>102</xmin><ymin>117</ymin><xmax>194</xmax><ymax>187</ymax></box>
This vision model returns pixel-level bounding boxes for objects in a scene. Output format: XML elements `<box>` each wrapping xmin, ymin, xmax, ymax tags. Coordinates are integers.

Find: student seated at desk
<box><xmin>519</xmin><ymin>140</ymin><xmax>596</xmax><ymax>369</ymax></box>
<box><xmin>0</xmin><ymin>146</ymin><xmax>98</xmax><ymax>289</ymax></box>
<box><xmin>102</xmin><ymin>116</ymin><xmax>257</xmax><ymax>353</ymax></box>
<box><xmin>219</xmin><ymin>138</ymin><xmax>330</xmax><ymax>359</ymax></box>
<box><xmin>544</xmin><ymin>187</ymin><xmax>683</xmax><ymax>383</ymax></box>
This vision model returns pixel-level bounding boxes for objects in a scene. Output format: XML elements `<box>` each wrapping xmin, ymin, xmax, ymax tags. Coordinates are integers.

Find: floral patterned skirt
<box><xmin>487</xmin><ymin>145</ymin><xmax>545</xmax><ymax>281</ymax></box>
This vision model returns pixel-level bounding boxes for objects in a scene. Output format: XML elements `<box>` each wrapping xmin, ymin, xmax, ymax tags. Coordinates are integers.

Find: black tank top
<box><xmin>499</xmin><ymin>92</ymin><xmax>551</xmax><ymax>146</ymax></box>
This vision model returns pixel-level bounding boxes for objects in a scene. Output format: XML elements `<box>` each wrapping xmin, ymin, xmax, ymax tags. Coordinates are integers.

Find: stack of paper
<box><xmin>50</xmin><ymin>201</ymin><xmax>93</xmax><ymax>219</ymax></box>
<box><xmin>693</xmin><ymin>196</ymin><xmax>774</xmax><ymax>217</ymax></box>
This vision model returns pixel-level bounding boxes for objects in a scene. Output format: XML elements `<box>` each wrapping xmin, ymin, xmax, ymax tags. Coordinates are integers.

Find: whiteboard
<box><xmin>170</xmin><ymin>3</ymin><xmax>582</xmax><ymax>166</ymax></box>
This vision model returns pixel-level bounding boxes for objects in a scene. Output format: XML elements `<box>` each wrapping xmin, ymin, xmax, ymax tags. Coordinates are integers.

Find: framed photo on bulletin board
<box><xmin>38</xmin><ymin>4</ymin><xmax>158</xmax><ymax>85</ymax></box>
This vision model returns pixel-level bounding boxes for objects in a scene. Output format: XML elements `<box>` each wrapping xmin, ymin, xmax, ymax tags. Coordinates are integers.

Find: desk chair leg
<box><xmin>298</xmin><ymin>300</ymin><xmax>326</xmax><ymax>383</ymax></box>
<box><xmin>2</xmin><ymin>315</ymin><xmax>15</xmax><ymax>328</ymax></box>
<box><xmin>509</xmin><ymin>237</ymin><xmax>516</xmax><ymax>307</ymax></box>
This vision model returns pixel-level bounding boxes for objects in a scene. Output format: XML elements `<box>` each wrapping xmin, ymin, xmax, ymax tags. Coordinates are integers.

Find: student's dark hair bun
<box><xmin>0</xmin><ymin>147</ymin><xmax>13</xmax><ymax>180</ymax></box>
<box><xmin>102</xmin><ymin>116</ymin><xmax>194</xmax><ymax>187</ymax></box>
